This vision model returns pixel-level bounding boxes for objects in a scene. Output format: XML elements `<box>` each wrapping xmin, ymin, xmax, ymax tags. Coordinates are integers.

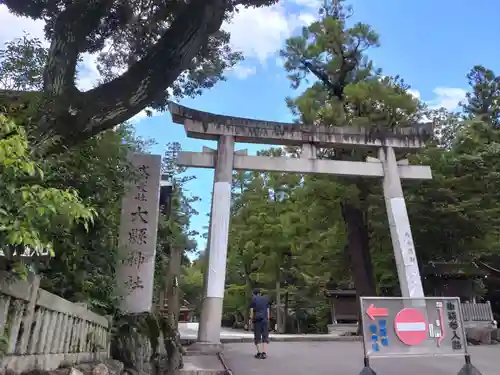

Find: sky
<box><xmin>1</xmin><ymin>0</ymin><xmax>500</xmax><ymax>254</ymax></box>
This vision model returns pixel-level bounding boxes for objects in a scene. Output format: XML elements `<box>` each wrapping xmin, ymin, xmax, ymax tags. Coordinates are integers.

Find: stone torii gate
<box><xmin>169</xmin><ymin>102</ymin><xmax>433</xmax><ymax>345</ymax></box>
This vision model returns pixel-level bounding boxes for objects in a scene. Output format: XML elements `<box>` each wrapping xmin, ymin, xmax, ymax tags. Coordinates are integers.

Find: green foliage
<box><xmin>0</xmin><ymin>31</ymin><xmax>198</xmax><ymax>375</ymax></box>
<box><xmin>0</xmin><ymin>33</ymin><xmax>47</xmax><ymax>91</ymax></box>
<box><xmin>461</xmin><ymin>65</ymin><xmax>500</xmax><ymax>127</ymax></box>
<box><xmin>0</xmin><ymin>33</ymin><xmax>198</xmax><ymax>315</ymax></box>
<box><xmin>280</xmin><ymin>0</ymin><xmax>426</xmax><ymax>300</ymax></box>
<box><xmin>180</xmin><ymin>262</ymin><xmax>204</xmax><ymax>314</ymax></box>
<box><xmin>34</xmin><ymin>123</ymin><xmax>150</xmax><ymax>313</ymax></box>
<box><xmin>1</xmin><ymin>0</ymin><xmax>278</xmax><ymax>147</ymax></box>
<box><xmin>217</xmin><ymin>1</ymin><xmax>500</xmax><ymax>333</ymax></box>
<box><xmin>0</xmin><ymin>115</ymin><xmax>95</xmax><ymax>277</ymax></box>
<box><xmin>0</xmin><ymin>330</ymin><xmax>9</xmax><ymax>357</ymax></box>
<box><xmin>154</xmin><ymin>142</ymin><xmax>199</xmax><ymax>298</ymax></box>
<box><xmin>225</xmin><ymin>149</ymin><xmax>349</xmax><ymax>330</ymax></box>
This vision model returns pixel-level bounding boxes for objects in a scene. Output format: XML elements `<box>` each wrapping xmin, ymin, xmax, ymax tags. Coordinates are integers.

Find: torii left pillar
<box><xmin>197</xmin><ymin>135</ymin><xmax>234</xmax><ymax>345</ymax></box>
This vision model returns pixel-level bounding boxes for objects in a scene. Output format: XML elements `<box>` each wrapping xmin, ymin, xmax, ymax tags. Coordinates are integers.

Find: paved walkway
<box><xmin>222</xmin><ymin>342</ymin><xmax>498</xmax><ymax>375</ymax></box>
<box><xmin>179</xmin><ymin>322</ymin><xmax>353</xmax><ymax>343</ymax></box>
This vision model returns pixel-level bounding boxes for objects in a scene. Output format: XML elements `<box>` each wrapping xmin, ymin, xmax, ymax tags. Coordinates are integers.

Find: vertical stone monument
<box><xmin>116</xmin><ymin>153</ymin><xmax>162</xmax><ymax>313</ymax></box>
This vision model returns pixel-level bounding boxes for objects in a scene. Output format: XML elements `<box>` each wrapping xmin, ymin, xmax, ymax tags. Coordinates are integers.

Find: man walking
<box><xmin>249</xmin><ymin>288</ymin><xmax>270</xmax><ymax>359</ymax></box>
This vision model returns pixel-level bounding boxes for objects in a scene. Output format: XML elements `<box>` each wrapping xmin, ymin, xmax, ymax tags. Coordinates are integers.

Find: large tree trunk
<box><xmin>283</xmin><ymin>290</ymin><xmax>289</xmax><ymax>334</ymax></box>
<box><xmin>341</xmin><ymin>199</ymin><xmax>376</xmax><ymax>335</ymax></box>
<box><xmin>2</xmin><ymin>0</ymin><xmax>229</xmax><ymax>149</ymax></box>
<box><xmin>163</xmin><ymin>247</ymin><xmax>183</xmax><ymax>375</ymax></box>
<box><xmin>341</xmin><ymin>200</ymin><xmax>376</xmax><ymax>297</ymax></box>
<box><xmin>167</xmin><ymin>248</ymin><xmax>182</xmax><ymax>324</ymax></box>
<box><xmin>244</xmin><ymin>274</ymin><xmax>252</xmax><ymax>330</ymax></box>
<box><xmin>276</xmin><ymin>278</ymin><xmax>283</xmax><ymax>333</ymax></box>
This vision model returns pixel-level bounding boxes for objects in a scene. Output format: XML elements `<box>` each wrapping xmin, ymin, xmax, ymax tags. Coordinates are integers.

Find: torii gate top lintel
<box><xmin>168</xmin><ymin>102</ymin><xmax>433</xmax><ymax>151</ymax></box>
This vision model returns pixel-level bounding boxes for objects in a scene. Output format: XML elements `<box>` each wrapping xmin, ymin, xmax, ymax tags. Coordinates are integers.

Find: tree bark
<box><xmin>244</xmin><ymin>273</ymin><xmax>252</xmax><ymax>330</ymax></box>
<box><xmin>4</xmin><ymin>0</ymin><xmax>228</xmax><ymax>149</ymax></box>
<box><xmin>276</xmin><ymin>278</ymin><xmax>282</xmax><ymax>333</ymax></box>
<box><xmin>42</xmin><ymin>0</ymin><xmax>115</xmax><ymax>96</ymax></box>
<box><xmin>164</xmin><ymin>247</ymin><xmax>183</xmax><ymax>375</ymax></box>
<box><xmin>341</xmin><ymin>200</ymin><xmax>377</xmax><ymax>297</ymax></box>
<box><xmin>283</xmin><ymin>290</ymin><xmax>289</xmax><ymax>334</ymax></box>
<box><xmin>341</xmin><ymin>199</ymin><xmax>376</xmax><ymax>335</ymax></box>
<box><xmin>167</xmin><ymin>247</ymin><xmax>182</xmax><ymax>324</ymax></box>
<box><xmin>67</xmin><ymin>0</ymin><xmax>226</xmax><ymax>142</ymax></box>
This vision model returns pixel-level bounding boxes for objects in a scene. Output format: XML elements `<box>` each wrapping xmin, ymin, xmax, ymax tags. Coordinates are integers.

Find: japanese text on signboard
<box><xmin>360</xmin><ymin>297</ymin><xmax>466</xmax><ymax>358</ymax></box>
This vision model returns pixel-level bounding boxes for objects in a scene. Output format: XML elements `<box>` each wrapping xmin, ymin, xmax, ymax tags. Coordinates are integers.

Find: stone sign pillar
<box><xmin>117</xmin><ymin>153</ymin><xmax>162</xmax><ymax>313</ymax></box>
<box><xmin>200</xmin><ymin>183</ymin><xmax>214</xmax><ymax>314</ymax></box>
<box><xmin>198</xmin><ymin>135</ymin><xmax>235</xmax><ymax>343</ymax></box>
<box><xmin>379</xmin><ymin>147</ymin><xmax>424</xmax><ymax>298</ymax></box>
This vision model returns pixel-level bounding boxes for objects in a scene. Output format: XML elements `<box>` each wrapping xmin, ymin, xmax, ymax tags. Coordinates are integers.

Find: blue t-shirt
<box><xmin>249</xmin><ymin>295</ymin><xmax>269</xmax><ymax>322</ymax></box>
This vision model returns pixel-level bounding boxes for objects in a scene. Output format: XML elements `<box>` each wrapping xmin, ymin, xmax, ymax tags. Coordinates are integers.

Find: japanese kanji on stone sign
<box><xmin>116</xmin><ymin>153</ymin><xmax>161</xmax><ymax>313</ymax></box>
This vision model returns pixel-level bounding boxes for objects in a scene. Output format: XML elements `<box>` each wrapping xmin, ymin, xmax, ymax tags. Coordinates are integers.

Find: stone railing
<box><xmin>0</xmin><ymin>272</ymin><xmax>110</xmax><ymax>373</ymax></box>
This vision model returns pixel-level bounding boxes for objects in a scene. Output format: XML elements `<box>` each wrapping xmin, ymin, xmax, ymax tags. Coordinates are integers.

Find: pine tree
<box><xmin>280</xmin><ymin>0</ymin><xmax>424</xmax><ymax>300</ymax></box>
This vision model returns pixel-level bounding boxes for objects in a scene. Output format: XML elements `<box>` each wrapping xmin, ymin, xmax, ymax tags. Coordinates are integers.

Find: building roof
<box><xmin>423</xmin><ymin>262</ymin><xmax>488</xmax><ymax>278</ymax></box>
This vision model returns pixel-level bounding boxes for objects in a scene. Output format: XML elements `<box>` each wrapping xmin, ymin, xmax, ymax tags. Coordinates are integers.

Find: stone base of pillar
<box><xmin>198</xmin><ymin>296</ymin><xmax>224</xmax><ymax>343</ymax></box>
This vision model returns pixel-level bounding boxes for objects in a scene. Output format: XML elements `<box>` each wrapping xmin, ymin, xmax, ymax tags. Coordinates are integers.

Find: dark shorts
<box><xmin>253</xmin><ymin>320</ymin><xmax>269</xmax><ymax>344</ymax></box>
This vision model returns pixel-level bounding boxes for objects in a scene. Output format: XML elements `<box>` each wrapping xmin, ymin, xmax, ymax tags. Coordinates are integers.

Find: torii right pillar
<box><xmin>379</xmin><ymin>146</ymin><xmax>425</xmax><ymax>298</ymax></box>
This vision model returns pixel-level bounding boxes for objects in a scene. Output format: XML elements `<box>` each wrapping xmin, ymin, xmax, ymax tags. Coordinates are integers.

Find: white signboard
<box><xmin>206</xmin><ymin>181</ymin><xmax>232</xmax><ymax>298</ymax></box>
<box><xmin>390</xmin><ymin>197</ymin><xmax>417</xmax><ymax>267</ymax></box>
<box><xmin>390</xmin><ymin>197</ymin><xmax>424</xmax><ymax>298</ymax></box>
<box><xmin>360</xmin><ymin>297</ymin><xmax>467</xmax><ymax>359</ymax></box>
<box><xmin>117</xmin><ymin>153</ymin><xmax>161</xmax><ymax>313</ymax></box>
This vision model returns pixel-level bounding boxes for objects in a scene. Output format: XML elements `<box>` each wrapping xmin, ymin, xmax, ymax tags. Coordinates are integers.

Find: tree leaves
<box><xmin>0</xmin><ymin>115</ymin><xmax>95</xmax><ymax>277</ymax></box>
<box><xmin>1</xmin><ymin>0</ymin><xmax>278</xmax><ymax>148</ymax></box>
<box><xmin>218</xmin><ymin>1</ymin><xmax>500</xmax><ymax>332</ymax></box>
<box><xmin>0</xmin><ymin>33</ymin><xmax>47</xmax><ymax>92</ymax></box>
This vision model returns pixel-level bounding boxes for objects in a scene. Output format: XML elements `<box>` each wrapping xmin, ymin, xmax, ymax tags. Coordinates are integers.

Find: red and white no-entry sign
<box><xmin>394</xmin><ymin>308</ymin><xmax>428</xmax><ymax>346</ymax></box>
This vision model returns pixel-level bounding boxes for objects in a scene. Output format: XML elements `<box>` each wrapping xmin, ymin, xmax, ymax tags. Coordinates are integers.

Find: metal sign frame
<box><xmin>359</xmin><ymin>296</ymin><xmax>469</xmax><ymax>359</ymax></box>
